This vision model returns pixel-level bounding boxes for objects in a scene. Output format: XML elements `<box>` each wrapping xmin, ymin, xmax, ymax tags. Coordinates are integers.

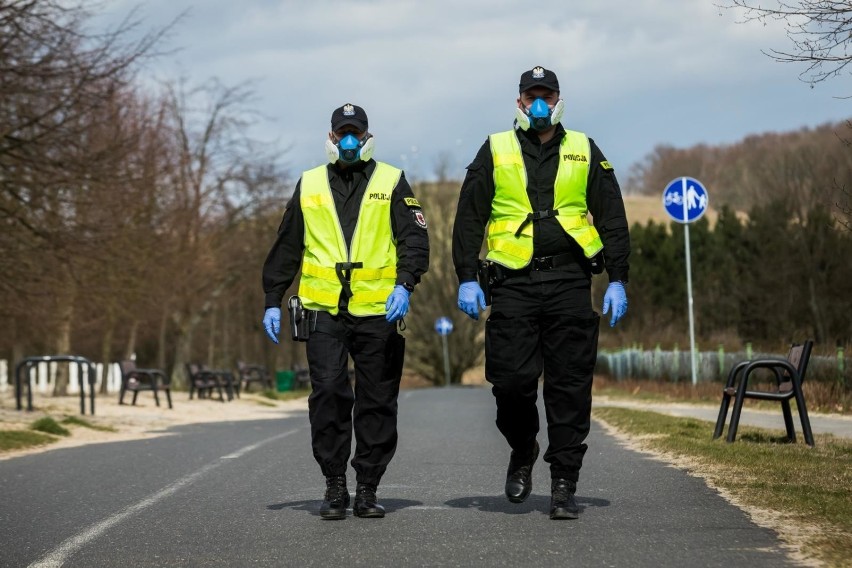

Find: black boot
<box><xmin>320</xmin><ymin>475</ymin><xmax>350</xmax><ymax>520</ymax></box>
<box><xmin>353</xmin><ymin>483</ymin><xmax>385</xmax><ymax>518</ymax></box>
<box><xmin>504</xmin><ymin>440</ymin><xmax>540</xmax><ymax>503</ymax></box>
<box><xmin>550</xmin><ymin>478</ymin><xmax>579</xmax><ymax>520</ymax></box>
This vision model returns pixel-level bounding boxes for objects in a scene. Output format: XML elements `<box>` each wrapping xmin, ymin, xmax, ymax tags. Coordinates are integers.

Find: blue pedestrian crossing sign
<box><xmin>663</xmin><ymin>177</ymin><xmax>709</xmax><ymax>224</ymax></box>
<box><xmin>434</xmin><ymin>316</ymin><xmax>454</xmax><ymax>336</ymax></box>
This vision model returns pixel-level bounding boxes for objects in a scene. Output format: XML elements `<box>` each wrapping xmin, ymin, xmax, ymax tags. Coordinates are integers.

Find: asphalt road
<box><xmin>1</xmin><ymin>387</ymin><xmax>798</xmax><ymax>567</ymax></box>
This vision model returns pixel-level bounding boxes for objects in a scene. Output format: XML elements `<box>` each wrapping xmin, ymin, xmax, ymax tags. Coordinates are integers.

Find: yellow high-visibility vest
<box><xmin>298</xmin><ymin>163</ymin><xmax>400</xmax><ymax>316</ymax></box>
<box><xmin>486</xmin><ymin>129</ymin><xmax>604</xmax><ymax>269</ymax></box>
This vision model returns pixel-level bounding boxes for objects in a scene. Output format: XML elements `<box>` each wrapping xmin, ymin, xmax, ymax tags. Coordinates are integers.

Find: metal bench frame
<box><xmin>713</xmin><ymin>340</ymin><xmax>814</xmax><ymax>446</ymax></box>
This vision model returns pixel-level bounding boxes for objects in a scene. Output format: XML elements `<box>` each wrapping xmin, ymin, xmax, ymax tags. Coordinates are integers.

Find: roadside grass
<box><xmin>61</xmin><ymin>415</ymin><xmax>117</xmax><ymax>432</ymax></box>
<box><xmin>31</xmin><ymin>416</ymin><xmax>70</xmax><ymax>436</ymax></box>
<box><xmin>593</xmin><ymin>376</ymin><xmax>721</xmax><ymax>404</ymax></box>
<box><xmin>0</xmin><ymin>429</ymin><xmax>58</xmax><ymax>452</ymax></box>
<box><xmin>260</xmin><ymin>388</ymin><xmax>311</xmax><ymax>402</ymax></box>
<box><xmin>594</xmin><ymin>407</ymin><xmax>852</xmax><ymax>567</ymax></box>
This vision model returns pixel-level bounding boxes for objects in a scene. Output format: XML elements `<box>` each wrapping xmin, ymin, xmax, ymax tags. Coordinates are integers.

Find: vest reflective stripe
<box><xmin>298</xmin><ymin>162</ymin><xmax>400</xmax><ymax>316</ymax></box>
<box><xmin>300</xmin><ymin>263</ymin><xmax>396</xmax><ymax>282</ymax></box>
<box><xmin>486</xmin><ymin>130</ymin><xmax>603</xmax><ymax>269</ymax></box>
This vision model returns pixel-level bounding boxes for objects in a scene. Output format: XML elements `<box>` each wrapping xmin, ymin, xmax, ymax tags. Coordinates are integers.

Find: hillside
<box><xmin>622</xmin><ymin>194</ymin><xmax>740</xmax><ymax>228</ymax></box>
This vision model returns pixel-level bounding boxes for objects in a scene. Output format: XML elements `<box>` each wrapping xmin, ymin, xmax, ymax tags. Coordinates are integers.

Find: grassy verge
<box><xmin>31</xmin><ymin>416</ymin><xmax>70</xmax><ymax>436</ymax></box>
<box><xmin>0</xmin><ymin>429</ymin><xmax>58</xmax><ymax>452</ymax></box>
<box><xmin>61</xmin><ymin>415</ymin><xmax>117</xmax><ymax>432</ymax></box>
<box><xmin>594</xmin><ymin>407</ymin><xmax>852</xmax><ymax>567</ymax></box>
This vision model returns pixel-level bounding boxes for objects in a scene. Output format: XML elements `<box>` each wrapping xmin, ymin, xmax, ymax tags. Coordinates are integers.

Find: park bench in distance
<box><xmin>202</xmin><ymin>364</ymin><xmax>240</xmax><ymax>400</ymax></box>
<box><xmin>713</xmin><ymin>340</ymin><xmax>814</xmax><ymax>446</ymax></box>
<box><xmin>118</xmin><ymin>360</ymin><xmax>173</xmax><ymax>409</ymax></box>
<box><xmin>185</xmin><ymin>363</ymin><xmax>227</xmax><ymax>402</ymax></box>
<box><xmin>236</xmin><ymin>361</ymin><xmax>273</xmax><ymax>392</ymax></box>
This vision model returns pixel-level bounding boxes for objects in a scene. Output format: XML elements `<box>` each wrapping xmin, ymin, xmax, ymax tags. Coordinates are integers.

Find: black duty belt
<box><xmin>335</xmin><ymin>261</ymin><xmax>363</xmax><ymax>299</ymax></box>
<box><xmin>502</xmin><ymin>252</ymin><xmax>576</xmax><ymax>277</ymax></box>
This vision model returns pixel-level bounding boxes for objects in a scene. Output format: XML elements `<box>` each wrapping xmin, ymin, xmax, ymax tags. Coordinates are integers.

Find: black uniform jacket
<box><xmin>452</xmin><ymin>124</ymin><xmax>630</xmax><ymax>285</ymax></box>
<box><xmin>263</xmin><ymin>159</ymin><xmax>430</xmax><ymax>310</ymax></box>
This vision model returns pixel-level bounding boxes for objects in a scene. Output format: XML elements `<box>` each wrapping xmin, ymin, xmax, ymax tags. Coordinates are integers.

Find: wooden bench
<box><xmin>185</xmin><ymin>363</ymin><xmax>227</xmax><ymax>402</ymax></box>
<box><xmin>236</xmin><ymin>361</ymin><xmax>272</xmax><ymax>392</ymax></box>
<box><xmin>202</xmin><ymin>365</ymin><xmax>239</xmax><ymax>400</ymax></box>
<box><xmin>119</xmin><ymin>360</ymin><xmax>173</xmax><ymax>409</ymax></box>
<box><xmin>713</xmin><ymin>340</ymin><xmax>814</xmax><ymax>446</ymax></box>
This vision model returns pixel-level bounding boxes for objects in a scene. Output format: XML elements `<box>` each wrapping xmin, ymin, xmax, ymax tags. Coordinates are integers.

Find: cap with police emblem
<box><xmin>331</xmin><ymin>103</ymin><xmax>369</xmax><ymax>132</ymax></box>
<box><xmin>325</xmin><ymin>103</ymin><xmax>374</xmax><ymax>164</ymax></box>
<box><xmin>518</xmin><ymin>66</ymin><xmax>560</xmax><ymax>93</ymax></box>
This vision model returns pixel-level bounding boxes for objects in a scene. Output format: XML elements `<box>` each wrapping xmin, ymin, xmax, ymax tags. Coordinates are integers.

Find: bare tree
<box><xmin>0</xmin><ymin>1</ymin><xmax>172</xmax><ymax>392</ymax></box>
<box><xmin>835</xmin><ymin>121</ymin><xmax>852</xmax><ymax>230</ymax></box>
<box><xmin>403</xmin><ymin>182</ymin><xmax>484</xmax><ymax>385</ymax></box>
<box><xmin>153</xmin><ymin>79</ymin><xmax>282</xmax><ymax>388</ymax></box>
<box><xmin>719</xmin><ymin>1</ymin><xmax>852</xmax><ymax>86</ymax></box>
<box><xmin>718</xmin><ymin>1</ymin><xmax>852</xmax><ymax>230</ymax></box>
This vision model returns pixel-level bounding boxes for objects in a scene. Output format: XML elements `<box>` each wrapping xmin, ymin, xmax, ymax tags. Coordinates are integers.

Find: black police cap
<box><xmin>330</xmin><ymin>103</ymin><xmax>368</xmax><ymax>132</ymax></box>
<box><xmin>518</xmin><ymin>66</ymin><xmax>560</xmax><ymax>93</ymax></box>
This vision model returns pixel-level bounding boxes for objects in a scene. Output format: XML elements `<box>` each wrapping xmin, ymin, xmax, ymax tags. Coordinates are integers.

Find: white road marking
<box><xmin>28</xmin><ymin>429</ymin><xmax>298</xmax><ymax>568</ymax></box>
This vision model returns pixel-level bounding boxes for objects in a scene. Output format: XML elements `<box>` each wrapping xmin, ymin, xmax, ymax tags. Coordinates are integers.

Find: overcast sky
<box><xmin>93</xmin><ymin>0</ymin><xmax>852</xmax><ymax>188</ymax></box>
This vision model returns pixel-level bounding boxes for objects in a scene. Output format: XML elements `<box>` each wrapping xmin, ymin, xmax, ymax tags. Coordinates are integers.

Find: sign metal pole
<box><xmin>441</xmin><ymin>334</ymin><xmax>451</xmax><ymax>387</ymax></box>
<box><xmin>681</xmin><ymin>177</ymin><xmax>698</xmax><ymax>386</ymax></box>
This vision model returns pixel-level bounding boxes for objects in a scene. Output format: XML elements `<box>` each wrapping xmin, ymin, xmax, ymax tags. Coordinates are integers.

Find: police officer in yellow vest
<box><xmin>262</xmin><ymin>103</ymin><xmax>429</xmax><ymax>520</ymax></box>
<box><xmin>452</xmin><ymin>67</ymin><xmax>630</xmax><ymax>520</ymax></box>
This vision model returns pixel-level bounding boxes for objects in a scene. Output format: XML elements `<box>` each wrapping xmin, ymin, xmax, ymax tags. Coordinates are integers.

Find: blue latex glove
<box><xmin>457</xmin><ymin>281</ymin><xmax>486</xmax><ymax>321</ymax></box>
<box><xmin>263</xmin><ymin>307</ymin><xmax>281</xmax><ymax>344</ymax></box>
<box><xmin>602</xmin><ymin>282</ymin><xmax>628</xmax><ymax>327</ymax></box>
<box><xmin>385</xmin><ymin>285</ymin><xmax>411</xmax><ymax>322</ymax></box>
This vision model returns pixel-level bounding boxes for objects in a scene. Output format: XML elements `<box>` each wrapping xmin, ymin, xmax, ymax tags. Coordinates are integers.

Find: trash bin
<box><xmin>276</xmin><ymin>370</ymin><xmax>295</xmax><ymax>392</ymax></box>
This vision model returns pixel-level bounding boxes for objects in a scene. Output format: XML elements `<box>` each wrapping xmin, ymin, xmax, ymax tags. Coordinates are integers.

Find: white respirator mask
<box><xmin>515</xmin><ymin>98</ymin><xmax>564</xmax><ymax>131</ymax></box>
<box><xmin>325</xmin><ymin>133</ymin><xmax>375</xmax><ymax>164</ymax></box>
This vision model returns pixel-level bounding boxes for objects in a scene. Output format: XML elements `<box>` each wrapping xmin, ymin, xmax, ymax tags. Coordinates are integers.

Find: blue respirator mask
<box><xmin>325</xmin><ymin>133</ymin><xmax>375</xmax><ymax>164</ymax></box>
<box><xmin>515</xmin><ymin>98</ymin><xmax>564</xmax><ymax>131</ymax></box>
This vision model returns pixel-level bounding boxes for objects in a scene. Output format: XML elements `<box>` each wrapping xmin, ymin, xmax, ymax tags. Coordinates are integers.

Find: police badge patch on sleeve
<box><xmin>412</xmin><ymin>209</ymin><xmax>427</xmax><ymax>229</ymax></box>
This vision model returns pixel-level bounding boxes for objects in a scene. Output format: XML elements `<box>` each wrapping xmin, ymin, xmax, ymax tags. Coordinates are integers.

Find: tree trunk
<box><xmin>124</xmin><ymin>320</ymin><xmax>139</xmax><ymax>360</ymax></box>
<box><xmin>808</xmin><ymin>276</ymin><xmax>826</xmax><ymax>343</ymax></box>
<box><xmin>157</xmin><ymin>310</ymin><xmax>168</xmax><ymax>370</ymax></box>
<box><xmin>12</xmin><ymin>343</ymin><xmax>24</xmax><ymax>369</ymax></box>
<box><xmin>12</xmin><ymin>342</ymin><xmax>24</xmax><ymax>390</ymax></box>
<box><xmin>207</xmin><ymin>307</ymin><xmax>216</xmax><ymax>365</ymax></box>
<box><xmin>170</xmin><ymin>275</ymin><xmax>235</xmax><ymax>386</ymax></box>
<box><xmin>238</xmin><ymin>297</ymin><xmax>246</xmax><ymax>363</ymax></box>
<box><xmin>99</xmin><ymin>311</ymin><xmax>115</xmax><ymax>395</ymax></box>
<box><xmin>221</xmin><ymin>303</ymin><xmax>229</xmax><ymax>367</ymax></box>
<box><xmin>171</xmin><ymin>321</ymin><xmax>192</xmax><ymax>390</ymax></box>
<box><xmin>53</xmin><ymin>301</ymin><xmax>73</xmax><ymax>396</ymax></box>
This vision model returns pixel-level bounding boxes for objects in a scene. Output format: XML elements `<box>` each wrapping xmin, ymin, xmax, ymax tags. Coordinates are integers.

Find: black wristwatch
<box><xmin>401</xmin><ymin>282</ymin><xmax>415</xmax><ymax>293</ymax></box>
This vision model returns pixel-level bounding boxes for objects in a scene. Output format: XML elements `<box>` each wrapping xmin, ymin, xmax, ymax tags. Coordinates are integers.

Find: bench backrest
<box><xmin>119</xmin><ymin>360</ymin><xmax>137</xmax><ymax>378</ymax></box>
<box><xmin>781</xmin><ymin>340</ymin><xmax>813</xmax><ymax>390</ymax></box>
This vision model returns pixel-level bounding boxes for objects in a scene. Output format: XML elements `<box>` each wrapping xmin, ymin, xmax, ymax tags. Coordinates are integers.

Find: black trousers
<box><xmin>485</xmin><ymin>277</ymin><xmax>599</xmax><ymax>482</ymax></box>
<box><xmin>306</xmin><ymin>310</ymin><xmax>404</xmax><ymax>486</ymax></box>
